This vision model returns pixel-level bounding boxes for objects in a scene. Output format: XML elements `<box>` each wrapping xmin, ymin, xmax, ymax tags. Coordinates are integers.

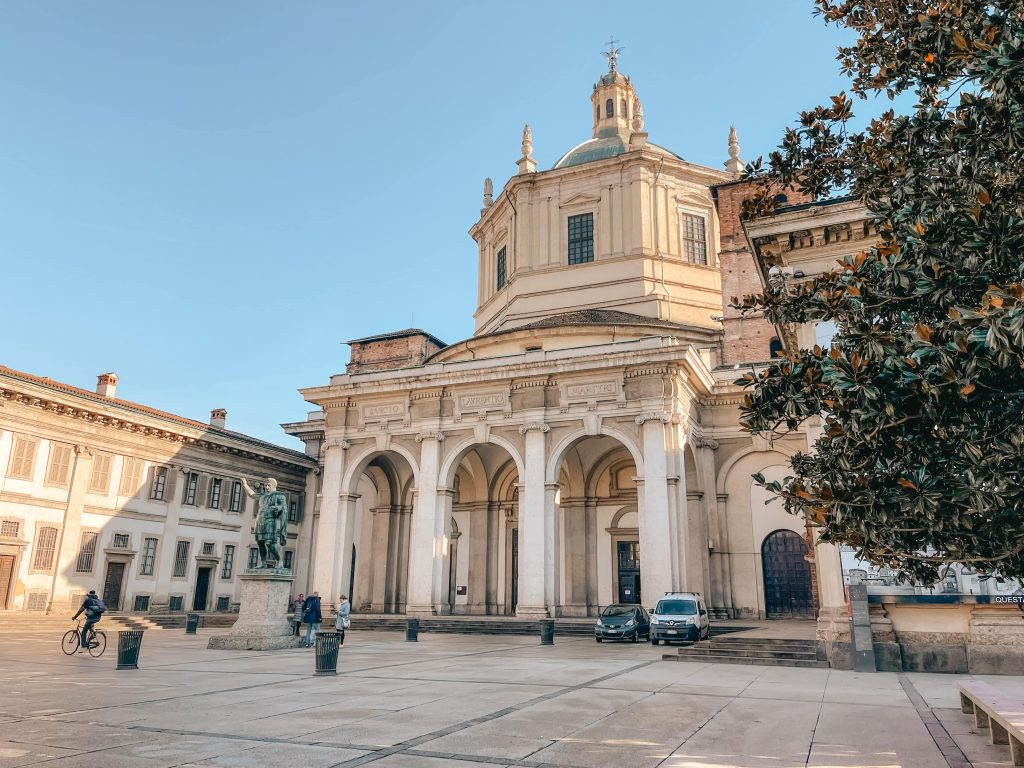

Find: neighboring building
<box><xmin>0</xmin><ymin>366</ymin><xmax>317</xmax><ymax>614</ymax></box>
<box><xmin>286</xmin><ymin>55</ymin><xmax>854</xmax><ymax>663</ymax></box>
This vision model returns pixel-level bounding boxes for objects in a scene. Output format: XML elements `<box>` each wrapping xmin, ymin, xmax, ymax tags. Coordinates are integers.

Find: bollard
<box><xmin>406</xmin><ymin>617</ymin><xmax>420</xmax><ymax>642</ymax></box>
<box><xmin>540</xmin><ymin>619</ymin><xmax>554</xmax><ymax>645</ymax></box>
<box><xmin>314</xmin><ymin>632</ymin><xmax>340</xmax><ymax>676</ymax></box>
<box><xmin>116</xmin><ymin>630</ymin><xmax>144</xmax><ymax>670</ymax></box>
<box><xmin>185</xmin><ymin>614</ymin><xmax>200</xmax><ymax>634</ymax></box>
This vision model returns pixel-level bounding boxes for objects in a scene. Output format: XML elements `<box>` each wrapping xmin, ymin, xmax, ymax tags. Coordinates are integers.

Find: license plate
<box><xmin>667</xmin><ymin>629</ymin><xmax>678</xmax><ymax>635</ymax></box>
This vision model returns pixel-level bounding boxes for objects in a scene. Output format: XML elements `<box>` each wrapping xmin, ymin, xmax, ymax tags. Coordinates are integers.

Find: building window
<box><xmin>183</xmin><ymin>472</ymin><xmax>199</xmax><ymax>506</ymax></box>
<box><xmin>112</xmin><ymin>532</ymin><xmax>130</xmax><ymax>549</ymax></box>
<box><xmin>26</xmin><ymin>591</ymin><xmax>49</xmax><ymax>611</ymax></box>
<box><xmin>595</xmin><ymin>105</ymin><xmax>600</xmax><ymax>122</ymax></box>
<box><xmin>229</xmin><ymin>481</ymin><xmax>242</xmax><ymax>512</ymax></box>
<box><xmin>567</xmin><ymin>213</ymin><xmax>594</xmax><ymax>265</ymax></box>
<box><xmin>288</xmin><ymin>500</ymin><xmax>299</xmax><ymax>524</ymax></box>
<box><xmin>0</xmin><ymin>520</ymin><xmax>20</xmax><ymax>538</ymax></box>
<box><xmin>496</xmin><ymin>246</ymin><xmax>507</xmax><ymax>290</ymax></box>
<box><xmin>769</xmin><ymin>337</ymin><xmax>784</xmax><ymax>358</ymax></box>
<box><xmin>209</xmin><ymin>478</ymin><xmax>222</xmax><ymax>509</ymax></box>
<box><xmin>75</xmin><ymin>531</ymin><xmax>98</xmax><ymax>573</ymax></box>
<box><xmin>32</xmin><ymin>526</ymin><xmax>59</xmax><ymax>571</ymax></box>
<box><xmin>248</xmin><ymin>547</ymin><xmax>259</xmax><ymax>569</ymax></box>
<box><xmin>222</xmin><ymin>545</ymin><xmax>235</xmax><ymax>579</ymax></box>
<box><xmin>133</xmin><ymin>594</ymin><xmax>150</xmax><ymax>612</ymax></box>
<box><xmin>172</xmin><ymin>540</ymin><xmax>190</xmax><ymax>578</ymax></box>
<box><xmin>216</xmin><ymin>595</ymin><xmax>230</xmax><ymax>611</ymax></box>
<box><xmin>45</xmin><ymin>443</ymin><xmax>74</xmax><ymax>487</ymax></box>
<box><xmin>168</xmin><ymin>595</ymin><xmax>184</xmax><ymax>612</ymax></box>
<box><xmin>605</xmin><ymin>98</ymin><xmax>613</xmax><ymax>118</ymax></box>
<box><xmin>681</xmin><ymin>213</ymin><xmax>708</xmax><ymax>265</ymax></box>
<box><xmin>151</xmin><ymin>467</ymin><xmax>167</xmax><ymax>500</ymax></box>
<box><xmin>88</xmin><ymin>453</ymin><xmax>113</xmax><ymax>494</ymax></box>
<box><xmin>119</xmin><ymin>458</ymin><xmax>144</xmax><ymax>496</ymax></box>
<box><xmin>621</xmin><ymin>98</ymin><xmax>627</xmax><ymax>117</ymax></box>
<box><xmin>7</xmin><ymin>435</ymin><xmax>38</xmax><ymax>480</ymax></box>
<box><xmin>140</xmin><ymin>538</ymin><xmax>157</xmax><ymax>576</ymax></box>
<box><xmin>283</xmin><ymin>550</ymin><xmax>294</xmax><ymax>571</ymax></box>
<box><xmin>202</xmin><ymin>542</ymin><xmax>215</xmax><ymax>556</ymax></box>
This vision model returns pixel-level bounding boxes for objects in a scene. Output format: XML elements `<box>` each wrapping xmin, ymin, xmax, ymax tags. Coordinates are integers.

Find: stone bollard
<box><xmin>185</xmin><ymin>614</ymin><xmax>200</xmax><ymax>634</ymax></box>
<box><xmin>116</xmin><ymin>630</ymin><xmax>144</xmax><ymax>670</ymax></box>
<box><xmin>406</xmin><ymin>617</ymin><xmax>420</xmax><ymax>642</ymax></box>
<box><xmin>315</xmin><ymin>632</ymin><xmax>340</xmax><ymax>676</ymax></box>
<box><xmin>540</xmin><ymin>619</ymin><xmax>555</xmax><ymax>646</ymax></box>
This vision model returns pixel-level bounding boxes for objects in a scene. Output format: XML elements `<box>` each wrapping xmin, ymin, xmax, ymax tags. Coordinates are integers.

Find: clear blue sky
<box><xmin>0</xmin><ymin>1</ymin><xmax>857</xmax><ymax>447</ymax></box>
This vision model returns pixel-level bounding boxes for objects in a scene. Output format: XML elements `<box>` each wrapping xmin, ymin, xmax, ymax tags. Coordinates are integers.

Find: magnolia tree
<box><xmin>736</xmin><ymin>0</ymin><xmax>1024</xmax><ymax>581</ymax></box>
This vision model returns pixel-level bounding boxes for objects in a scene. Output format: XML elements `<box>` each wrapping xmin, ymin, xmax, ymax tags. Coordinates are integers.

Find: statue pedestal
<box><xmin>207</xmin><ymin>569</ymin><xmax>303</xmax><ymax>651</ymax></box>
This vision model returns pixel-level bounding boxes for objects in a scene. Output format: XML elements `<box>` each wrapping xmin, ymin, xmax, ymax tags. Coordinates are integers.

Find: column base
<box><xmin>207</xmin><ymin>571</ymin><xmax>303</xmax><ymax>651</ymax></box>
<box><xmin>405</xmin><ymin>604</ymin><xmax>435</xmax><ymax>618</ymax></box>
<box><xmin>816</xmin><ymin>605</ymin><xmax>852</xmax><ymax>669</ymax></box>
<box><xmin>515</xmin><ymin>605</ymin><xmax>550</xmax><ymax>619</ymax></box>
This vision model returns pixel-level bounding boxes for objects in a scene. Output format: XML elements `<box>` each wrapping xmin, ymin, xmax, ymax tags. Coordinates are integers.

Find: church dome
<box><xmin>552</xmin><ymin>136</ymin><xmax>681</xmax><ymax>170</ymax></box>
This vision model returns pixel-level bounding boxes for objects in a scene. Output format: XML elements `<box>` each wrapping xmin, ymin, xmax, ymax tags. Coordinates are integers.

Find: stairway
<box><xmin>0</xmin><ymin>612</ymin><xmax>238</xmax><ymax>633</ymax></box>
<box><xmin>665</xmin><ymin>635</ymin><xmax>827</xmax><ymax>668</ymax></box>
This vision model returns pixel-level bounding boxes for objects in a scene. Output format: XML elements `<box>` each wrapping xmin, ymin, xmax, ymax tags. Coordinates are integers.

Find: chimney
<box><xmin>96</xmin><ymin>372</ymin><xmax>118</xmax><ymax>398</ymax></box>
<box><xmin>210</xmin><ymin>408</ymin><xmax>227</xmax><ymax>430</ymax></box>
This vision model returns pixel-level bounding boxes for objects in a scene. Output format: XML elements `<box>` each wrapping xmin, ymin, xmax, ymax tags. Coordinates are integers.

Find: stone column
<box><xmin>584</xmin><ymin>496</ymin><xmax>598</xmax><ymax>613</ymax></box>
<box><xmin>544</xmin><ymin>481</ymin><xmax>561</xmax><ymax>615</ymax></box>
<box><xmin>516</xmin><ymin>423</ymin><xmax>548</xmax><ymax>617</ymax></box>
<box><xmin>311</xmin><ymin>442</ymin><xmax>348</xmax><ymax>602</ymax></box>
<box><xmin>715</xmin><ymin>493</ymin><xmax>735</xmax><ymax>617</ymax></box>
<box><xmin>815</xmin><ymin>538</ymin><xmax>852</xmax><ymax>668</ymax></box>
<box><xmin>697</xmin><ymin>439</ymin><xmax>727</xmax><ymax>617</ymax></box>
<box><xmin>434</xmin><ymin>486</ymin><xmax>455</xmax><ymax>614</ymax></box>
<box><xmin>407</xmin><ymin>432</ymin><xmax>442</xmax><ymax>615</ymax></box>
<box><xmin>368</xmin><ymin>506</ymin><xmax>392</xmax><ymax>611</ymax></box>
<box><xmin>467</xmin><ymin>503</ymin><xmax>489</xmax><ymax>614</ymax></box>
<box><xmin>636</xmin><ymin>413</ymin><xmax>676</xmax><ymax>604</ymax></box>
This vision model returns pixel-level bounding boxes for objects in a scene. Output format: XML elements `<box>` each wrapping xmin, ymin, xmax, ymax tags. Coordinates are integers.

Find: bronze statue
<box><xmin>241</xmin><ymin>477</ymin><xmax>288</xmax><ymax>569</ymax></box>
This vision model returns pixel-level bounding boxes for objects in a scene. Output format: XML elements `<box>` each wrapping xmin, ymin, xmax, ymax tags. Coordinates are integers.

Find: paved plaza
<box><xmin>0</xmin><ymin>628</ymin><xmax>1019</xmax><ymax>768</ymax></box>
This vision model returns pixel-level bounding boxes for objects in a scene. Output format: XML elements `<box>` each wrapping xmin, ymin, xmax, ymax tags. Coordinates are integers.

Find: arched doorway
<box><xmin>761</xmin><ymin>529</ymin><xmax>814</xmax><ymax>618</ymax></box>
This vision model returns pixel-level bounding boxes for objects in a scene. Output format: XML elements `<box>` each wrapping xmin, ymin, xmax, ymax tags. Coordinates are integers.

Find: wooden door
<box><xmin>0</xmin><ymin>555</ymin><xmax>15</xmax><ymax>609</ymax></box>
<box><xmin>102</xmin><ymin>561</ymin><xmax>125</xmax><ymax>611</ymax></box>
<box><xmin>762</xmin><ymin>530</ymin><xmax>814</xmax><ymax>618</ymax></box>
<box><xmin>193</xmin><ymin>567</ymin><xmax>211</xmax><ymax>611</ymax></box>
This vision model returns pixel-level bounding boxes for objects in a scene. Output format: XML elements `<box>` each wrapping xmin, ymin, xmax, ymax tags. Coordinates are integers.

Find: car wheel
<box><xmin>651</xmin><ymin>638</ymin><xmax>659</xmax><ymax>646</ymax></box>
<box><xmin>596</xmin><ymin>637</ymin><xmax>602</xmax><ymax>643</ymax></box>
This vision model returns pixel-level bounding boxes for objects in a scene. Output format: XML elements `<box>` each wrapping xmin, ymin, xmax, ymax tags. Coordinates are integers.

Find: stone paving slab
<box><xmin>0</xmin><ymin>628</ymin><xmax>1020</xmax><ymax>768</ymax></box>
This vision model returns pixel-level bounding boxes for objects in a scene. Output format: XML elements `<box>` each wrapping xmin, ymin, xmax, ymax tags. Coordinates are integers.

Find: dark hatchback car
<box><xmin>594</xmin><ymin>604</ymin><xmax>650</xmax><ymax>642</ymax></box>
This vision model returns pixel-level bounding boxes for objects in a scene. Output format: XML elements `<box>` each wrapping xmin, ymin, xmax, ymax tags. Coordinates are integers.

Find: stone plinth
<box><xmin>207</xmin><ymin>569</ymin><xmax>302</xmax><ymax>651</ymax></box>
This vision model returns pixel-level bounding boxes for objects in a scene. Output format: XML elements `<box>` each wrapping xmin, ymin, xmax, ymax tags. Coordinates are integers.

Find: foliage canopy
<box><xmin>737</xmin><ymin>0</ymin><xmax>1024</xmax><ymax>581</ymax></box>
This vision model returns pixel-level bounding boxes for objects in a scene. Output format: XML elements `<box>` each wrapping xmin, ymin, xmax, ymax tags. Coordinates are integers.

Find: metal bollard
<box><xmin>315</xmin><ymin>632</ymin><xmax>340</xmax><ymax>675</ymax></box>
<box><xmin>540</xmin><ymin>619</ymin><xmax>555</xmax><ymax>645</ymax></box>
<box><xmin>185</xmin><ymin>614</ymin><xmax>200</xmax><ymax>634</ymax></box>
<box><xmin>406</xmin><ymin>617</ymin><xmax>420</xmax><ymax>642</ymax></box>
<box><xmin>116</xmin><ymin>630</ymin><xmax>144</xmax><ymax>670</ymax></box>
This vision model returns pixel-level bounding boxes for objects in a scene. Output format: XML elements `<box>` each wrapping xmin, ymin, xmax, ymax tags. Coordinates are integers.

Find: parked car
<box><xmin>649</xmin><ymin>592</ymin><xmax>709</xmax><ymax>645</ymax></box>
<box><xmin>595</xmin><ymin>604</ymin><xmax>650</xmax><ymax>643</ymax></box>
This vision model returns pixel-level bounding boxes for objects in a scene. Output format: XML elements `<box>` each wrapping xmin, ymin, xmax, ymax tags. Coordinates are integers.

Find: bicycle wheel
<box><xmin>61</xmin><ymin>629</ymin><xmax>80</xmax><ymax>656</ymax></box>
<box><xmin>88</xmin><ymin>630</ymin><xmax>106</xmax><ymax>657</ymax></box>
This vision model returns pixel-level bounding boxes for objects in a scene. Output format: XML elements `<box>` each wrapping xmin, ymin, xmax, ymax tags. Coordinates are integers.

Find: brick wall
<box><xmin>347</xmin><ymin>332</ymin><xmax>446</xmax><ymax>374</ymax></box>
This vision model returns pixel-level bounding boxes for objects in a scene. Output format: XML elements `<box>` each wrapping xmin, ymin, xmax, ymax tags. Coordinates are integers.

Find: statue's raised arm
<box><xmin>240</xmin><ymin>478</ymin><xmax>258</xmax><ymax>499</ymax></box>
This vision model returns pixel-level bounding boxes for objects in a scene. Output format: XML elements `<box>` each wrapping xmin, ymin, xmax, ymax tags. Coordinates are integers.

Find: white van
<box><xmin>649</xmin><ymin>592</ymin><xmax>709</xmax><ymax>645</ymax></box>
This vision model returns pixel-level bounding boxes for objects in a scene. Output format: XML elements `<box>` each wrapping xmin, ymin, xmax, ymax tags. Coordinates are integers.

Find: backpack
<box><xmin>88</xmin><ymin>597</ymin><xmax>107</xmax><ymax>616</ymax></box>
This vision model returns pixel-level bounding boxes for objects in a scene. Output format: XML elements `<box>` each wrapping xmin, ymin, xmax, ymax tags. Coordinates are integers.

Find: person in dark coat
<box><xmin>302</xmin><ymin>592</ymin><xmax>322</xmax><ymax>647</ymax></box>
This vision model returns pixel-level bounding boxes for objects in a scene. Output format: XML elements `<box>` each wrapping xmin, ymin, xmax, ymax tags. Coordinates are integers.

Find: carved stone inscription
<box><xmin>455</xmin><ymin>391</ymin><xmax>508</xmax><ymax>418</ymax></box>
<box><xmin>559</xmin><ymin>379</ymin><xmax>622</xmax><ymax>408</ymax></box>
<box><xmin>361</xmin><ymin>402</ymin><xmax>405</xmax><ymax>423</ymax></box>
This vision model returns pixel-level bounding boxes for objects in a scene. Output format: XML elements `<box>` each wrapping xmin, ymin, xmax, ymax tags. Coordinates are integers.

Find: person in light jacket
<box><xmin>302</xmin><ymin>592</ymin><xmax>322</xmax><ymax>647</ymax></box>
<box><xmin>336</xmin><ymin>594</ymin><xmax>351</xmax><ymax>646</ymax></box>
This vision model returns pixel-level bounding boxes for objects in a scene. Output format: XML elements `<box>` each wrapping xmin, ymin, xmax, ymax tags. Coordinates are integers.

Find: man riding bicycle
<box><xmin>72</xmin><ymin>590</ymin><xmax>105</xmax><ymax>652</ymax></box>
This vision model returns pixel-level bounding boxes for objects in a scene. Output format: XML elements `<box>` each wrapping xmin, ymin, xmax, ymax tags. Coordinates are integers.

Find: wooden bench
<box><xmin>958</xmin><ymin>680</ymin><xmax>1024</xmax><ymax>765</ymax></box>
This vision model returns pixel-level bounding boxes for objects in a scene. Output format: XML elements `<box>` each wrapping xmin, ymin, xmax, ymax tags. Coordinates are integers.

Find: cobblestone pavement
<box><xmin>0</xmin><ymin>628</ymin><xmax>1018</xmax><ymax>768</ymax></box>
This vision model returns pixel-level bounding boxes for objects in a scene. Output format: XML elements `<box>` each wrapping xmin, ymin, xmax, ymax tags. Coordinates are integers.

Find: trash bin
<box><xmin>116</xmin><ymin>630</ymin><xmax>144</xmax><ymax>670</ymax></box>
<box><xmin>406</xmin><ymin>617</ymin><xmax>420</xmax><ymax>642</ymax></box>
<box><xmin>540</xmin><ymin>619</ymin><xmax>554</xmax><ymax>645</ymax></box>
<box><xmin>314</xmin><ymin>632</ymin><xmax>340</xmax><ymax>676</ymax></box>
<box><xmin>185</xmin><ymin>614</ymin><xmax>200</xmax><ymax>634</ymax></box>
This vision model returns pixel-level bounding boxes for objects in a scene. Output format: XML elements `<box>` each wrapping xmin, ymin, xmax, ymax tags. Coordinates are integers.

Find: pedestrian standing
<box><xmin>293</xmin><ymin>593</ymin><xmax>305</xmax><ymax>637</ymax></box>
<box><xmin>336</xmin><ymin>594</ymin><xmax>351</xmax><ymax>646</ymax></box>
<box><xmin>302</xmin><ymin>592</ymin><xmax>321</xmax><ymax>647</ymax></box>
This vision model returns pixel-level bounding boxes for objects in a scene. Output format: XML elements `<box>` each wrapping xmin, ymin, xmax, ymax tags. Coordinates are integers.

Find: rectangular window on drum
<box><xmin>567</xmin><ymin>213</ymin><xmax>594</xmax><ymax>265</ymax></box>
<box><xmin>681</xmin><ymin>213</ymin><xmax>708</xmax><ymax>265</ymax></box>
<box><xmin>496</xmin><ymin>246</ymin><xmax>507</xmax><ymax>290</ymax></box>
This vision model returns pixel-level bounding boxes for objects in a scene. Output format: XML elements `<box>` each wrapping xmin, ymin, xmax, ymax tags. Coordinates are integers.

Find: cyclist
<box><xmin>72</xmin><ymin>590</ymin><xmax>105</xmax><ymax>652</ymax></box>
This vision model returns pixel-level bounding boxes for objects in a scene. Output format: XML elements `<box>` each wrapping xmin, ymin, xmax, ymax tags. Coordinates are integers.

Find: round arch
<box><xmin>341</xmin><ymin>443</ymin><xmax>420</xmax><ymax>497</ymax></box>
<box><xmin>716</xmin><ymin>445</ymin><xmax>797</xmax><ymax>496</ymax></box>
<box><xmin>545</xmin><ymin>425</ymin><xmax>644</xmax><ymax>484</ymax></box>
<box><xmin>439</xmin><ymin>435</ymin><xmax>525</xmax><ymax>490</ymax></box>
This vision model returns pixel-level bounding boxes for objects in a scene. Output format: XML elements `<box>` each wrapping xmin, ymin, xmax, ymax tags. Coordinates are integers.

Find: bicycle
<box><xmin>62</xmin><ymin>620</ymin><xmax>106</xmax><ymax>657</ymax></box>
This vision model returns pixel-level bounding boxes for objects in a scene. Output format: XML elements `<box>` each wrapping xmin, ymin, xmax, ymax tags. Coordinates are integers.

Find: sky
<box><xmin>0</xmin><ymin>1</ymin><xmax>861</xmax><ymax>448</ymax></box>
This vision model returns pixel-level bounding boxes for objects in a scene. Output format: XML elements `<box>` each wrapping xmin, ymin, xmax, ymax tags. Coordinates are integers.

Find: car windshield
<box><xmin>601</xmin><ymin>605</ymin><xmax>634</xmax><ymax>617</ymax></box>
<box><xmin>655</xmin><ymin>599</ymin><xmax>697</xmax><ymax>615</ymax></box>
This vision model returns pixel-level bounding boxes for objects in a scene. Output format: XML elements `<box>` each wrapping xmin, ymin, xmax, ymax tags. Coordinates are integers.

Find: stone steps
<box><xmin>347</xmin><ymin>616</ymin><xmax>595</xmax><ymax>637</ymax></box>
<box><xmin>666</xmin><ymin>635</ymin><xmax>827</xmax><ymax>668</ymax></box>
<box><xmin>0</xmin><ymin>612</ymin><xmax>237</xmax><ymax>632</ymax></box>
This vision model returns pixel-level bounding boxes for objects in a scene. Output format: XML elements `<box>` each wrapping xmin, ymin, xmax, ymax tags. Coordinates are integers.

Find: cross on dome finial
<box><xmin>602</xmin><ymin>36</ymin><xmax>623</xmax><ymax>72</ymax></box>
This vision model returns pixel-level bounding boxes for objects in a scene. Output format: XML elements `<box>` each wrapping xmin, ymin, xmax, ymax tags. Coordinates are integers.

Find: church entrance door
<box><xmin>762</xmin><ymin>530</ymin><xmax>814</xmax><ymax>618</ymax></box>
<box><xmin>0</xmin><ymin>555</ymin><xmax>14</xmax><ymax>609</ymax></box>
<box><xmin>616</xmin><ymin>540</ymin><xmax>640</xmax><ymax>604</ymax></box>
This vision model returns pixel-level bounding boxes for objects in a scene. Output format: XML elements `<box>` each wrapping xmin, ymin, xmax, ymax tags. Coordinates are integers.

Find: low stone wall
<box><xmin>868</xmin><ymin>596</ymin><xmax>1024</xmax><ymax>674</ymax></box>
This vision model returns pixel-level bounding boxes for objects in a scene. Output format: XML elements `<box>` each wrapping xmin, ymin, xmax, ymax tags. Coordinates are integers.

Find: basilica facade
<box><xmin>287</xmin><ymin>59</ymin><xmax>860</xmax><ymax>657</ymax></box>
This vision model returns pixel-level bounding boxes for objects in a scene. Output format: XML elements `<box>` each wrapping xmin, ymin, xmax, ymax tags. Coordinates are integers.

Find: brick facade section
<box><xmin>713</xmin><ymin>182</ymin><xmax>810</xmax><ymax>366</ymax></box>
<box><xmin>347</xmin><ymin>331</ymin><xmax>446</xmax><ymax>374</ymax></box>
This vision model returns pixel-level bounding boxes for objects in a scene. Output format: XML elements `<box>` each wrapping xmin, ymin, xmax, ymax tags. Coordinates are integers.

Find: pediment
<box><xmin>559</xmin><ymin>192</ymin><xmax>602</xmax><ymax>209</ymax></box>
<box><xmin>673</xmin><ymin>190</ymin><xmax>712</xmax><ymax>208</ymax></box>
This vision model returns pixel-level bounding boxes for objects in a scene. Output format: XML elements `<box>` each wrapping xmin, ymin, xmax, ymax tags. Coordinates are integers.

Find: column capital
<box><xmin>518</xmin><ymin>421</ymin><xmax>550</xmax><ymax>435</ymax></box>
<box><xmin>325</xmin><ymin>438</ymin><xmax>351</xmax><ymax>450</ymax></box>
<box><xmin>338</xmin><ymin>493</ymin><xmax>362</xmax><ymax>503</ymax></box>
<box><xmin>437</xmin><ymin>486</ymin><xmax>456</xmax><ymax>498</ymax></box>
<box><xmin>415</xmin><ymin>431</ymin><xmax>445</xmax><ymax>443</ymax></box>
<box><xmin>634</xmin><ymin>411</ymin><xmax>671</xmax><ymax>425</ymax></box>
<box><xmin>692</xmin><ymin>435</ymin><xmax>720</xmax><ymax>450</ymax></box>
<box><xmin>544</xmin><ymin>482</ymin><xmax>561</xmax><ymax>491</ymax></box>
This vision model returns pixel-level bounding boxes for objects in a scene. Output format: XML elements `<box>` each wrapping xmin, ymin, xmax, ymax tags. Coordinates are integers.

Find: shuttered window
<box><xmin>32</xmin><ymin>526</ymin><xmax>58</xmax><ymax>571</ymax></box>
<box><xmin>222</xmin><ymin>545</ymin><xmax>235</xmax><ymax>579</ymax></box>
<box><xmin>45</xmin><ymin>443</ymin><xmax>74</xmax><ymax>487</ymax></box>
<box><xmin>172</xmin><ymin>540</ymin><xmax>190</xmax><ymax>578</ymax></box>
<box><xmin>119</xmin><ymin>458</ymin><xmax>144</xmax><ymax>496</ymax></box>
<box><xmin>88</xmin><ymin>453</ymin><xmax>113</xmax><ymax>494</ymax></box>
<box><xmin>150</xmin><ymin>466</ymin><xmax>167</xmax><ymax>500</ymax></box>
<box><xmin>209</xmin><ymin>478</ymin><xmax>222</xmax><ymax>509</ymax></box>
<box><xmin>75</xmin><ymin>531</ymin><xmax>98</xmax><ymax>573</ymax></box>
<box><xmin>183</xmin><ymin>472</ymin><xmax>199</xmax><ymax>506</ymax></box>
<box><xmin>229</xmin><ymin>481</ymin><xmax>242</xmax><ymax>512</ymax></box>
<box><xmin>8</xmin><ymin>435</ymin><xmax>38</xmax><ymax>480</ymax></box>
<box><xmin>139</xmin><ymin>538</ymin><xmax>157</xmax><ymax>576</ymax></box>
